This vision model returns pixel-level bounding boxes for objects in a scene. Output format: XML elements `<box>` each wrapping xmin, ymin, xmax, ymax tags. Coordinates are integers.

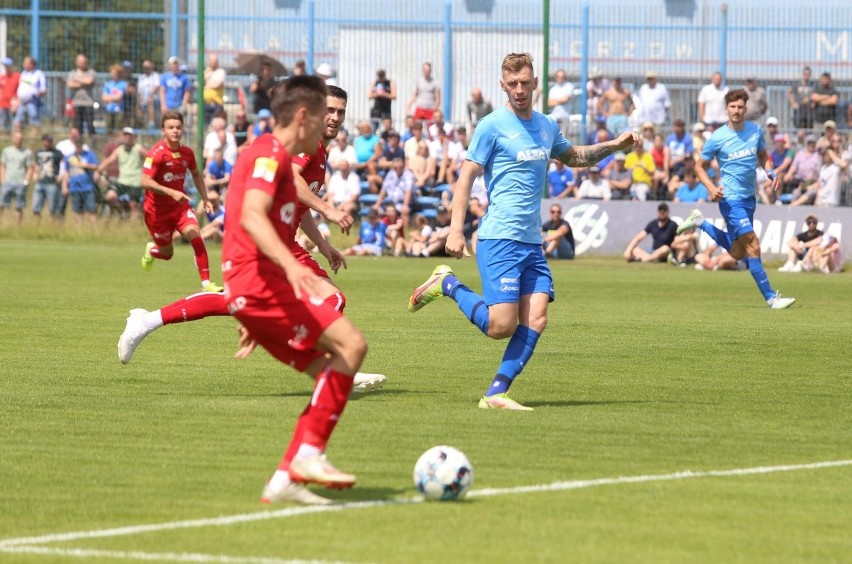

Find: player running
<box><xmin>408</xmin><ymin>53</ymin><xmax>638</xmax><ymax>410</ymax></box>
<box><xmin>140</xmin><ymin>111</ymin><xmax>222</xmax><ymax>292</ymax></box>
<box><xmin>118</xmin><ymin>86</ymin><xmax>386</xmax><ymax>396</ymax></box>
<box><xmin>676</xmin><ymin>89</ymin><xmax>795</xmax><ymax>309</ymax></box>
<box><xmin>226</xmin><ymin>75</ymin><xmax>367</xmax><ymax>505</ymax></box>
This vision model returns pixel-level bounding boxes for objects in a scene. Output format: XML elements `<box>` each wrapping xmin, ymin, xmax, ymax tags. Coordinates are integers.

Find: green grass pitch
<box><xmin>1</xmin><ymin>238</ymin><xmax>850</xmax><ymax>563</ymax></box>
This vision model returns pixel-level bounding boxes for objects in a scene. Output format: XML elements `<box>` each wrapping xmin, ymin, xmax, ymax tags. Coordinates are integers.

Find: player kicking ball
<box><xmin>408</xmin><ymin>53</ymin><xmax>639</xmax><ymax>411</ymax></box>
<box><xmin>676</xmin><ymin>89</ymin><xmax>795</xmax><ymax>309</ymax></box>
<box><xmin>140</xmin><ymin>111</ymin><xmax>222</xmax><ymax>292</ymax></box>
<box><xmin>223</xmin><ymin>76</ymin><xmax>368</xmax><ymax>505</ymax></box>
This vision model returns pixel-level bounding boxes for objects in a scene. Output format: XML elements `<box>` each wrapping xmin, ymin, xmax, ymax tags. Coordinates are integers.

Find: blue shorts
<box><xmin>719</xmin><ymin>197</ymin><xmax>756</xmax><ymax>246</ymax></box>
<box><xmin>69</xmin><ymin>190</ymin><xmax>97</xmax><ymax>214</ymax></box>
<box><xmin>476</xmin><ymin>239</ymin><xmax>554</xmax><ymax>306</ymax></box>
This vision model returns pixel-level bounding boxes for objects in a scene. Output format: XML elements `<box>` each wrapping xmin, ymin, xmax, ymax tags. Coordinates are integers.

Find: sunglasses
<box><xmin>550</xmin><ymin>210</ymin><xmax>561</xmax><ymax>214</ymax></box>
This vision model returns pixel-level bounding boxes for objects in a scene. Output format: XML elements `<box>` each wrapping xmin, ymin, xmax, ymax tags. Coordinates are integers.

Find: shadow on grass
<box><xmin>523</xmin><ymin>399</ymin><xmax>661</xmax><ymax>408</ymax></box>
<box><xmin>324</xmin><ymin>486</ymin><xmax>412</xmax><ymax>502</ymax></box>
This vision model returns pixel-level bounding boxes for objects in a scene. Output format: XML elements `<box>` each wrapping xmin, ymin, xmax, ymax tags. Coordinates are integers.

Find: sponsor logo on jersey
<box><xmin>252</xmin><ymin>157</ymin><xmax>279</xmax><ymax>182</ymax></box>
<box><xmin>516</xmin><ymin>148</ymin><xmax>548</xmax><ymax>162</ymax></box>
<box><xmin>500</xmin><ymin>277</ymin><xmax>518</xmax><ymax>284</ymax></box>
<box><xmin>500</xmin><ymin>284</ymin><xmax>519</xmax><ymax>292</ymax></box>
<box><xmin>143</xmin><ymin>157</ymin><xmax>154</xmax><ymax>169</ymax></box>
<box><xmin>279</xmin><ymin>202</ymin><xmax>296</xmax><ymax>225</ymax></box>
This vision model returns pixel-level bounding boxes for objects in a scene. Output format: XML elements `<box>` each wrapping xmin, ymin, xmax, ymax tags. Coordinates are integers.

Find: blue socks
<box><xmin>699</xmin><ymin>220</ymin><xmax>731</xmax><ymax>251</ymax></box>
<box><xmin>442</xmin><ymin>275</ymin><xmax>541</xmax><ymax>396</ymax></box>
<box><xmin>443</xmin><ymin>274</ymin><xmax>489</xmax><ymax>335</ymax></box>
<box><xmin>747</xmin><ymin>257</ymin><xmax>775</xmax><ymax>301</ymax></box>
<box><xmin>486</xmin><ymin>325</ymin><xmax>541</xmax><ymax>397</ymax></box>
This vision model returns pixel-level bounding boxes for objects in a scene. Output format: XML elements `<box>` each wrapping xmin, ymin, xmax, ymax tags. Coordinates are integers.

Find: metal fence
<box><xmin>2</xmin><ymin>1</ymin><xmax>852</xmax><ymax>138</ymax></box>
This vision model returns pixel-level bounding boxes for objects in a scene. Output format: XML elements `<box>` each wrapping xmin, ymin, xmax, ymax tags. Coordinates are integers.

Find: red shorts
<box><xmin>225</xmin><ymin>263</ymin><xmax>342</xmax><ymax>372</ymax></box>
<box><xmin>290</xmin><ymin>243</ymin><xmax>330</xmax><ymax>279</ymax></box>
<box><xmin>413</xmin><ymin>107</ymin><xmax>435</xmax><ymax>121</ymax></box>
<box><xmin>144</xmin><ymin>202</ymin><xmax>199</xmax><ymax>246</ymax></box>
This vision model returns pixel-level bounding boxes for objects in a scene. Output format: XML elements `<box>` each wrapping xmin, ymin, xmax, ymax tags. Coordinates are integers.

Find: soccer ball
<box><xmin>413</xmin><ymin>445</ymin><xmax>473</xmax><ymax>501</ymax></box>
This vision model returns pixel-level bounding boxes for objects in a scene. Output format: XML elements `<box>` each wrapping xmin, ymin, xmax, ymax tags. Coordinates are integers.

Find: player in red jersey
<box><xmin>117</xmin><ymin>86</ymin><xmax>386</xmax><ymax>397</ymax></box>
<box><xmin>224</xmin><ymin>75</ymin><xmax>366</xmax><ymax>503</ymax></box>
<box><xmin>140</xmin><ymin>110</ymin><xmax>222</xmax><ymax>292</ymax></box>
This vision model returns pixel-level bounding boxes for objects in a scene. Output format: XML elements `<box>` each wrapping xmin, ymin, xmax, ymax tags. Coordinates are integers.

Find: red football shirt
<box><xmin>142</xmin><ymin>140</ymin><xmax>197</xmax><ymax>213</ymax></box>
<box><xmin>222</xmin><ymin>133</ymin><xmax>298</xmax><ymax>270</ymax></box>
<box><xmin>290</xmin><ymin>141</ymin><xmax>328</xmax><ymax>235</ymax></box>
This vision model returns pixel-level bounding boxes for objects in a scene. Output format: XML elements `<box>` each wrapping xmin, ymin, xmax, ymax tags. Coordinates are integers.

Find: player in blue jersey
<box><xmin>676</xmin><ymin>89</ymin><xmax>795</xmax><ymax>309</ymax></box>
<box><xmin>407</xmin><ymin>52</ymin><xmax>638</xmax><ymax>410</ymax></box>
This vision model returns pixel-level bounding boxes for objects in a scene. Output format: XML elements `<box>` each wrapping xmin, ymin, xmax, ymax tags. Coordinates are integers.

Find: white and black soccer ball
<box><xmin>413</xmin><ymin>445</ymin><xmax>473</xmax><ymax>501</ymax></box>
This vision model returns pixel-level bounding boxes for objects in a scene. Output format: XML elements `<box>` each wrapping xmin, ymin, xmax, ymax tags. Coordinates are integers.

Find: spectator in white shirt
<box><xmin>697</xmin><ymin>71</ymin><xmax>728</xmax><ymax>130</ymax></box>
<box><xmin>576</xmin><ymin>166</ymin><xmax>612</xmax><ymax>200</ymax></box>
<box><xmin>325</xmin><ymin>159</ymin><xmax>361</xmax><ymax>217</ymax></box>
<box><xmin>637</xmin><ymin>70</ymin><xmax>671</xmax><ymax>126</ymax></box>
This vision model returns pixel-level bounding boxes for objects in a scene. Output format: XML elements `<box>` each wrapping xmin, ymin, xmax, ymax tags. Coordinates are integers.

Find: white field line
<box><xmin>0</xmin><ymin>544</ymin><xmax>355</xmax><ymax>564</ymax></box>
<box><xmin>0</xmin><ymin>458</ymin><xmax>849</xmax><ymax>557</ymax></box>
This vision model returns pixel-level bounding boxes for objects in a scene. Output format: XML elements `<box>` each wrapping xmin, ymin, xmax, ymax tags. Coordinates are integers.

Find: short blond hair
<box><xmin>502</xmin><ymin>52</ymin><xmax>534</xmax><ymax>75</ymax></box>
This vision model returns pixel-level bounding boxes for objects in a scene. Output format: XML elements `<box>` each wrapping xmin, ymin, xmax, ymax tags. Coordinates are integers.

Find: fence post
<box><xmin>169</xmin><ymin>0</ymin><xmax>179</xmax><ymax>61</ymax></box>
<box><xmin>720</xmin><ymin>3</ymin><xmax>728</xmax><ymax>85</ymax></box>
<box><xmin>580</xmin><ymin>3</ymin><xmax>589</xmax><ymax>136</ymax></box>
<box><xmin>443</xmin><ymin>0</ymin><xmax>452</xmax><ymax>120</ymax></box>
<box><xmin>30</xmin><ymin>0</ymin><xmax>39</xmax><ymax>66</ymax></box>
<box><xmin>307</xmin><ymin>0</ymin><xmax>315</xmax><ymax>76</ymax></box>
<box><xmin>542</xmin><ymin>0</ymin><xmax>550</xmax><ymax>115</ymax></box>
<box><xmin>196</xmin><ymin>0</ymin><xmax>205</xmax><ymax>160</ymax></box>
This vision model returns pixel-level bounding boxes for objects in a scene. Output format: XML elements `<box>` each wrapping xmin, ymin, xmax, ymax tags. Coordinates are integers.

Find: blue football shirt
<box><xmin>467</xmin><ymin>106</ymin><xmax>571</xmax><ymax>243</ymax></box>
<box><xmin>700</xmin><ymin>121</ymin><xmax>765</xmax><ymax>201</ymax></box>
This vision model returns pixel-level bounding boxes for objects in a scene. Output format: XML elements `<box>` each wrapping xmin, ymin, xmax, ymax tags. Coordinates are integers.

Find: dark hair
<box><xmin>327</xmin><ymin>84</ymin><xmax>348</xmax><ymax>102</ymax></box>
<box><xmin>658</xmin><ymin>203</ymin><xmax>669</xmax><ymax>212</ymax></box>
<box><xmin>161</xmin><ymin>110</ymin><xmax>184</xmax><ymax>128</ymax></box>
<box><xmin>271</xmin><ymin>75</ymin><xmax>328</xmax><ymax>126</ymax></box>
<box><xmin>724</xmin><ymin>88</ymin><xmax>749</xmax><ymax>105</ymax></box>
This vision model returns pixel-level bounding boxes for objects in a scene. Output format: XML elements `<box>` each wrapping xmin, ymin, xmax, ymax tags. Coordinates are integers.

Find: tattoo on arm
<box><xmin>558</xmin><ymin>143</ymin><xmax>618</xmax><ymax>167</ymax></box>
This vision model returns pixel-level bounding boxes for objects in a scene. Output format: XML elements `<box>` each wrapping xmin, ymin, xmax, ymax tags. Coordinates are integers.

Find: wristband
<box><xmin>766</xmin><ymin>169</ymin><xmax>776</xmax><ymax>180</ymax></box>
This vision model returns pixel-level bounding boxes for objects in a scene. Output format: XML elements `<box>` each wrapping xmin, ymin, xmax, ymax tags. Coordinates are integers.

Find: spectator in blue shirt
<box><xmin>102</xmin><ymin>64</ymin><xmax>127</xmax><ymax>134</ymax></box>
<box><xmin>547</xmin><ymin>160</ymin><xmax>575</xmax><ymax>198</ymax></box>
<box><xmin>353</xmin><ymin>120</ymin><xmax>380</xmax><ymax>180</ymax></box>
<box><xmin>62</xmin><ymin>139</ymin><xmax>99</xmax><ymax>224</ymax></box>
<box><xmin>159</xmin><ymin>57</ymin><xmax>191</xmax><ymax>113</ymax></box>
<box><xmin>343</xmin><ymin>208</ymin><xmax>387</xmax><ymax>256</ymax></box>
<box><xmin>204</xmin><ymin>147</ymin><xmax>232</xmax><ymax>195</ymax></box>
<box><xmin>673</xmin><ymin>169</ymin><xmax>709</xmax><ymax>203</ymax></box>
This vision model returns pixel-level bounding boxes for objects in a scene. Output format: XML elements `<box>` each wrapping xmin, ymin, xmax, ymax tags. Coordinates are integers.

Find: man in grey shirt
<box><xmin>67</xmin><ymin>54</ymin><xmax>96</xmax><ymax>135</ymax></box>
<box><xmin>743</xmin><ymin>76</ymin><xmax>768</xmax><ymax>123</ymax></box>
<box><xmin>0</xmin><ymin>130</ymin><xmax>36</xmax><ymax>225</ymax></box>
<box><xmin>407</xmin><ymin>62</ymin><xmax>440</xmax><ymax>121</ymax></box>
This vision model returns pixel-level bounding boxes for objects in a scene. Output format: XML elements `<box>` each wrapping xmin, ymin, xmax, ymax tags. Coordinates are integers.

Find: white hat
<box><xmin>315</xmin><ymin>63</ymin><xmax>333</xmax><ymax>77</ymax></box>
<box><xmin>122</xmin><ymin>127</ymin><xmax>136</xmax><ymax>135</ymax></box>
<box><xmin>765</xmin><ymin>116</ymin><xmax>779</xmax><ymax>126</ymax></box>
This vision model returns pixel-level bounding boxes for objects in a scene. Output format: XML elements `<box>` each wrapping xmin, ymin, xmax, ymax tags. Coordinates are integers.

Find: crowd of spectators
<box><xmin>0</xmin><ymin>54</ymin><xmax>848</xmax><ymax>270</ymax></box>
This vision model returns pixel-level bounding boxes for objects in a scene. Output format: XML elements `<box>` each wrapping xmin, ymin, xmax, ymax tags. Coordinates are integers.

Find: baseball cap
<box><xmin>613</xmin><ymin>152</ymin><xmax>626</xmax><ymax>161</ymax></box>
<box><xmin>805</xmin><ymin>134</ymin><xmax>817</xmax><ymax>143</ymax></box>
<box><xmin>122</xmin><ymin>127</ymin><xmax>135</xmax><ymax>135</ymax></box>
<box><xmin>591</xmin><ymin>66</ymin><xmax>603</xmax><ymax>79</ymax></box>
<box><xmin>257</xmin><ymin>108</ymin><xmax>273</xmax><ymax>119</ymax></box>
<box><xmin>765</xmin><ymin>116</ymin><xmax>778</xmax><ymax>126</ymax></box>
<box><xmin>773</xmin><ymin>133</ymin><xmax>786</xmax><ymax>143</ymax></box>
<box><xmin>122</xmin><ymin>60</ymin><xmax>133</xmax><ymax>69</ymax></box>
<box><xmin>589</xmin><ymin>165</ymin><xmax>600</xmax><ymax>173</ymax></box>
<box><xmin>824</xmin><ymin>120</ymin><xmax>837</xmax><ymax>129</ymax></box>
<box><xmin>641</xmin><ymin>121</ymin><xmax>654</xmax><ymax>130</ymax></box>
<box><xmin>2</xmin><ymin>56</ymin><xmax>13</xmax><ymax>66</ymax></box>
<box><xmin>168</xmin><ymin>56</ymin><xmax>180</xmax><ymax>65</ymax></box>
<box><xmin>645</xmin><ymin>70</ymin><xmax>657</xmax><ymax>78</ymax></box>
<box><xmin>692</xmin><ymin>122</ymin><xmax>705</xmax><ymax>132</ymax></box>
<box><xmin>315</xmin><ymin>63</ymin><xmax>333</xmax><ymax>77</ymax></box>
<box><xmin>595</xmin><ymin>115</ymin><xmax>607</xmax><ymax>124</ymax></box>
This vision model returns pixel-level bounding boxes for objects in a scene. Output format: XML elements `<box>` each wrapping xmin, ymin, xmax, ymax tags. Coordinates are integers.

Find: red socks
<box><xmin>160</xmin><ymin>292</ymin><xmax>229</xmax><ymax>325</ymax></box>
<box><xmin>149</xmin><ymin>246</ymin><xmax>172</xmax><ymax>260</ymax></box>
<box><xmin>189</xmin><ymin>237</ymin><xmax>210</xmax><ymax>282</ymax></box>
<box><xmin>278</xmin><ymin>368</ymin><xmax>354</xmax><ymax>470</ymax></box>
